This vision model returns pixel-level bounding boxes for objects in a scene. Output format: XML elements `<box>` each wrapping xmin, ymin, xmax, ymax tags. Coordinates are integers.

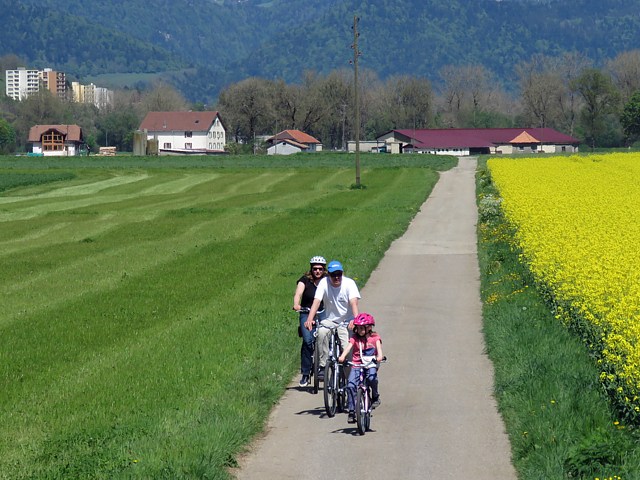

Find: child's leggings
<box><xmin>347</xmin><ymin>366</ymin><xmax>378</xmax><ymax>412</ymax></box>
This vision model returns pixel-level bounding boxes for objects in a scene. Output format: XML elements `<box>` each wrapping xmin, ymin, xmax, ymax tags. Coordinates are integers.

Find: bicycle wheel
<box><xmin>356</xmin><ymin>387</ymin><xmax>367</xmax><ymax>435</ymax></box>
<box><xmin>336</xmin><ymin>365</ymin><xmax>347</xmax><ymax>413</ymax></box>
<box><xmin>323</xmin><ymin>362</ymin><xmax>337</xmax><ymax>417</ymax></box>
<box><xmin>312</xmin><ymin>340</ymin><xmax>320</xmax><ymax>394</ymax></box>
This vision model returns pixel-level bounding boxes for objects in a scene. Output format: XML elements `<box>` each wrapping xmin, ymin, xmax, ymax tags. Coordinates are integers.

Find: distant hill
<box><xmin>2</xmin><ymin>0</ymin><xmax>640</xmax><ymax>102</ymax></box>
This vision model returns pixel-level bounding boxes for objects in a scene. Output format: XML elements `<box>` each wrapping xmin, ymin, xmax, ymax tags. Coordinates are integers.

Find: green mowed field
<box><xmin>0</xmin><ymin>155</ymin><xmax>453</xmax><ymax>479</ymax></box>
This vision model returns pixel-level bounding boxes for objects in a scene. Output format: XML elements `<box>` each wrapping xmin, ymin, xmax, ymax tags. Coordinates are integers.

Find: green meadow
<box><xmin>0</xmin><ymin>153</ymin><xmax>454</xmax><ymax>479</ymax></box>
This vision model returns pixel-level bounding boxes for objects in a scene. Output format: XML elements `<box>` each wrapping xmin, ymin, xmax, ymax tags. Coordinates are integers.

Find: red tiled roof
<box><xmin>139</xmin><ymin>111</ymin><xmax>223</xmax><ymax>132</ymax></box>
<box><xmin>269</xmin><ymin>129</ymin><xmax>320</xmax><ymax>145</ymax></box>
<box><xmin>28</xmin><ymin>125</ymin><xmax>83</xmax><ymax>142</ymax></box>
<box><xmin>391</xmin><ymin>128</ymin><xmax>578</xmax><ymax>149</ymax></box>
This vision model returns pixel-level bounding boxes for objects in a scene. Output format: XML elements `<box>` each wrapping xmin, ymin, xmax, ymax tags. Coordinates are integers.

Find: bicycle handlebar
<box><xmin>317</xmin><ymin>319</ymin><xmax>351</xmax><ymax>330</ymax></box>
<box><xmin>344</xmin><ymin>356</ymin><xmax>387</xmax><ymax>368</ymax></box>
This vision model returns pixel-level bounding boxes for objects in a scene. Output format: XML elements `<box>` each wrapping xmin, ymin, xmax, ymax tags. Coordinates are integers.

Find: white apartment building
<box><xmin>5</xmin><ymin>68</ymin><xmax>40</xmax><ymax>100</ymax></box>
<box><xmin>5</xmin><ymin>67</ymin><xmax>66</xmax><ymax>100</ymax></box>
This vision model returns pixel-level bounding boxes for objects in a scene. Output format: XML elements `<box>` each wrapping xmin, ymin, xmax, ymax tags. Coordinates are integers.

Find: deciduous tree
<box><xmin>572</xmin><ymin>68</ymin><xmax>620</xmax><ymax>149</ymax></box>
<box><xmin>621</xmin><ymin>90</ymin><xmax>640</xmax><ymax>144</ymax></box>
<box><xmin>0</xmin><ymin>117</ymin><xmax>16</xmax><ymax>154</ymax></box>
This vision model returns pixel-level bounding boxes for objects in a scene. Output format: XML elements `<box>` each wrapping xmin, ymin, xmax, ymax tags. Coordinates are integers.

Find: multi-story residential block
<box><xmin>71</xmin><ymin>81</ymin><xmax>114</xmax><ymax>109</ymax></box>
<box><xmin>5</xmin><ymin>67</ymin><xmax>66</xmax><ymax>100</ymax></box>
<box><xmin>40</xmin><ymin>68</ymin><xmax>66</xmax><ymax>98</ymax></box>
<box><xmin>5</xmin><ymin>68</ymin><xmax>40</xmax><ymax>100</ymax></box>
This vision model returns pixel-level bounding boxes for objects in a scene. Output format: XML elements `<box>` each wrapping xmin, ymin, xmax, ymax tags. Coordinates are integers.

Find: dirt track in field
<box><xmin>234</xmin><ymin>157</ymin><xmax>517</xmax><ymax>479</ymax></box>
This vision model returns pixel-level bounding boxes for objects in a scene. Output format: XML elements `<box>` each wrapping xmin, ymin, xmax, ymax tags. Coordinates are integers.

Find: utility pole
<box><xmin>351</xmin><ymin>15</ymin><xmax>361</xmax><ymax>186</ymax></box>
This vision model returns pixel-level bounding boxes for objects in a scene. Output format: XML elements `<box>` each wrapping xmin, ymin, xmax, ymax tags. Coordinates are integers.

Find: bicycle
<box><xmin>320</xmin><ymin>319</ymin><xmax>350</xmax><ymax>417</ymax></box>
<box><xmin>297</xmin><ymin>307</ymin><xmax>322</xmax><ymax>394</ymax></box>
<box><xmin>346</xmin><ymin>356</ymin><xmax>387</xmax><ymax>435</ymax></box>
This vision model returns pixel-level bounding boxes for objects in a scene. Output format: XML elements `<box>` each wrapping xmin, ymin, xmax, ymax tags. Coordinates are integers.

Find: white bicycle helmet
<box><xmin>309</xmin><ymin>255</ymin><xmax>327</xmax><ymax>265</ymax></box>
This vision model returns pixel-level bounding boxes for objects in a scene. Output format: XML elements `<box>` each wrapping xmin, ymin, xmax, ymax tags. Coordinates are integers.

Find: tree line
<box><xmin>3</xmin><ymin>50</ymin><xmax>640</xmax><ymax>155</ymax></box>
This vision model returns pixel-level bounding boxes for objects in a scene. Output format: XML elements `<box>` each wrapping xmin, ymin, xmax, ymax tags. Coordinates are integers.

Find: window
<box><xmin>185</xmin><ymin>131</ymin><xmax>192</xmax><ymax>138</ymax></box>
<box><xmin>42</xmin><ymin>131</ymin><xmax>64</xmax><ymax>151</ymax></box>
<box><xmin>185</xmin><ymin>143</ymin><xmax>192</xmax><ymax>149</ymax></box>
<box><xmin>164</xmin><ymin>143</ymin><xmax>172</xmax><ymax>149</ymax></box>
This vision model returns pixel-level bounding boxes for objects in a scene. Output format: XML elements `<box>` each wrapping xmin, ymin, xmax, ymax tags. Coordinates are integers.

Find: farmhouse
<box><xmin>139</xmin><ymin>111</ymin><xmax>226</xmax><ymax>155</ymax></box>
<box><xmin>28</xmin><ymin>125</ymin><xmax>84</xmax><ymax>156</ymax></box>
<box><xmin>266</xmin><ymin>130</ymin><xmax>322</xmax><ymax>155</ymax></box>
<box><xmin>369</xmin><ymin>128</ymin><xmax>580</xmax><ymax>155</ymax></box>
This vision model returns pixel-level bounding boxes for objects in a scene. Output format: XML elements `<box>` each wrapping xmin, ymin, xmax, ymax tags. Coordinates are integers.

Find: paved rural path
<box><xmin>234</xmin><ymin>157</ymin><xmax>517</xmax><ymax>479</ymax></box>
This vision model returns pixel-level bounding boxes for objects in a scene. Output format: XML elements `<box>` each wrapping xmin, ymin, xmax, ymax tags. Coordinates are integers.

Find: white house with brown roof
<box><xmin>139</xmin><ymin>111</ymin><xmax>226</xmax><ymax>155</ymax></box>
<box><xmin>266</xmin><ymin>130</ymin><xmax>322</xmax><ymax>155</ymax></box>
<box><xmin>28</xmin><ymin>125</ymin><xmax>84</xmax><ymax>156</ymax></box>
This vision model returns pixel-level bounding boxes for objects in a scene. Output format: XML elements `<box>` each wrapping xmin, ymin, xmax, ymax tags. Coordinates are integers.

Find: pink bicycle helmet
<box><xmin>354</xmin><ymin>312</ymin><xmax>375</xmax><ymax>326</ymax></box>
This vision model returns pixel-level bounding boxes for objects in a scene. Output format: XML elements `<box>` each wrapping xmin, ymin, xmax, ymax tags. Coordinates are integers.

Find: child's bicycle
<box><xmin>321</xmin><ymin>319</ymin><xmax>350</xmax><ymax>417</ymax></box>
<box><xmin>346</xmin><ymin>356</ymin><xmax>387</xmax><ymax>435</ymax></box>
<box><xmin>297</xmin><ymin>307</ymin><xmax>322</xmax><ymax>394</ymax></box>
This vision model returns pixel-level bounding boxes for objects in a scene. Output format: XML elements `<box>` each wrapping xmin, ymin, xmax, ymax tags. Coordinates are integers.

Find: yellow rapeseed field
<box><xmin>488</xmin><ymin>153</ymin><xmax>640</xmax><ymax>422</ymax></box>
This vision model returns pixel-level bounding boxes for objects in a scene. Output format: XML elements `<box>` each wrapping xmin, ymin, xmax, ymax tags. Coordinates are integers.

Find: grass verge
<box><xmin>476</xmin><ymin>157</ymin><xmax>640</xmax><ymax>479</ymax></box>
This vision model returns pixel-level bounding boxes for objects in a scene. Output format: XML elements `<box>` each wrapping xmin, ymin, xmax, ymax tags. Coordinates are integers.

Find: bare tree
<box><xmin>517</xmin><ymin>55</ymin><xmax>564</xmax><ymax>128</ymax></box>
<box><xmin>437</xmin><ymin>64</ymin><xmax>502</xmax><ymax>127</ymax></box>
<box><xmin>438</xmin><ymin>64</ymin><xmax>467</xmax><ymax>127</ymax></box>
<box><xmin>606</xmin><ymin>50</ymin><xmax>640</xmax><ymax>104</ymax></box>
<box><xmin>216</xmin><ymin>77</ymin><xmax>274</xmax><ymax>143</ymax></box>
<box><xmin>139</xmin><ymin>82</ymin><xmax>189</xmax><ymax>114</ymax></box>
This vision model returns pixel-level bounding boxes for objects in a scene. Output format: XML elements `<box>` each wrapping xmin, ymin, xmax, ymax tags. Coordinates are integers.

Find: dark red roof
<box><xmin>139</xmin><ymin>111</ymin><xmax>223</xmax><ymax>132</ymax></box>
<box><xmin>391</xmin><ymin>128</ymin><xmax>579</xmax><ymax>149</ymax></box>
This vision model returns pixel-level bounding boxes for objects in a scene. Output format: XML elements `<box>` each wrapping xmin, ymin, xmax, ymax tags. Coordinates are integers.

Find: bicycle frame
<box><xmin>321</xmin><ymin>320</ymin><xmax>349</xmax><ymax>417</ymax></box>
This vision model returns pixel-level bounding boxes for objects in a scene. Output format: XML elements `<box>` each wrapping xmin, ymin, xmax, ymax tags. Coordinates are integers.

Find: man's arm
<box><xmin>348</xmin><ymin>296</ymin><xmax>359</xmax><ymax>330</ymax></box>
<box><xmin>305</xmin><ymin>298</ymin><xmax>322</xmax><ymax>330</ymax></box>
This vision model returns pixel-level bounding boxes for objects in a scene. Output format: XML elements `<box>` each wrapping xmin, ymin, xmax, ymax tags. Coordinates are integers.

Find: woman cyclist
<box><xmin>293</xmin><ymin>256</ymin><xmax>327</xmax><ymax>387</ymax></box>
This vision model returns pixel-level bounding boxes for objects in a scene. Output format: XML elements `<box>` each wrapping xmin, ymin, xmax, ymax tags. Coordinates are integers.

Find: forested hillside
<box><xmin>3</xmin><ymin>0</ymin><xmax>640</xmax><ymax>102</ymax></box>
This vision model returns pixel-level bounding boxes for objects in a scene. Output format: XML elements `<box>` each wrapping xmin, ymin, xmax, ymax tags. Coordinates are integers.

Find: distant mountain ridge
<box><xmin>3</xmin><ymin>0</ymin><xmax>640</xmax><ymax>102</ymax></box>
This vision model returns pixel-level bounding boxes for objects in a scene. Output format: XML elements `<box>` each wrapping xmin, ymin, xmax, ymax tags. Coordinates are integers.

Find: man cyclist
<box><xmin>305</xmin><ymin>260</ymin><xmax>360</xmax><ymax>376</ymax></box>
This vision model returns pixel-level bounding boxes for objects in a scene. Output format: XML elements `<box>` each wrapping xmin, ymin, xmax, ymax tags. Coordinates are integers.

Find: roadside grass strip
<box><xmin>0</xmin><ymin>157</ymin><xmax>452</xmax><ymax>479</ymax></box>
<box><xmin>482</xmin><ymin>154</ymin><xmax>640</xmax><ymax>478</ymax></box>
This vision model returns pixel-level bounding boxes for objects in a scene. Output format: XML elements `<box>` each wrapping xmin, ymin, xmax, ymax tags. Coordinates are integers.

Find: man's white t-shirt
<box><xmin>314</xmin><ymin>276</ymin><xmax>361</xmax><ymax>323</ymax></box>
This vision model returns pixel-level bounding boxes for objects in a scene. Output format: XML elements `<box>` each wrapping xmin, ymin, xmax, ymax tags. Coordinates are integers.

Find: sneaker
<box><xmin>299</xmin><ymin>375</ymin><xmax>310</xmax><ymax>387</ymax></box>
<box><xmin>347</xmin><ymin>411</ymin><xmax>356</xmax><ymax>424</ymax></box>
<box><xmin>317</xmin><ymin>370</ymin><xmax>324</xmax><ymax>381</ymax></box>
<box><xmin>372</xmin><ymin>396</ymin><xmax>381</xmax><ymax>409</ymax></box>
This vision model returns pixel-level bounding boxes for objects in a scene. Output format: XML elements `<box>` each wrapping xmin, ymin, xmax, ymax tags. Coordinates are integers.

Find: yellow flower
<box><xmin>488</xmin><ymin>154</ymin><xmax>640</xmax><ymax>419</ymax></box>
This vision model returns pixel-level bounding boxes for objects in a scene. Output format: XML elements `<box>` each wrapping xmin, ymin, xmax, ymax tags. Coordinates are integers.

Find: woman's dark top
<box><xmin>298</xmin><ymin>275</ymin><xmax>323</xmax><ymax>309</ymax></box>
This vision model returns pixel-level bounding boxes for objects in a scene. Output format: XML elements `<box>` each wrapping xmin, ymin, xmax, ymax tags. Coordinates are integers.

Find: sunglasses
<box><xmin>312</xmin><ymin>267</ymin><xmax>325</xmax><ymax>271</ymax></box>
<box><xmin>329</xmin><ymin>271</ymin><xmax>343</xmax><ymax>278</ymax></box>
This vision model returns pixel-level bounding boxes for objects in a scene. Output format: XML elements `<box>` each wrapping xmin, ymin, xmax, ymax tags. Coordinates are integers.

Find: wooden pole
<box><xmin>352</xmin><ymin>16</ymin><xmax>361</xmax><ymax>186</ymax></box>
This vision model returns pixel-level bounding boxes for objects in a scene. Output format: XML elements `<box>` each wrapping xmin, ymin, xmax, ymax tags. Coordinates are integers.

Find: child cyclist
<box><xmin>338</xmin><ymin>312</ymin><xmax>383</xmax><ymax>424</ymax></box>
